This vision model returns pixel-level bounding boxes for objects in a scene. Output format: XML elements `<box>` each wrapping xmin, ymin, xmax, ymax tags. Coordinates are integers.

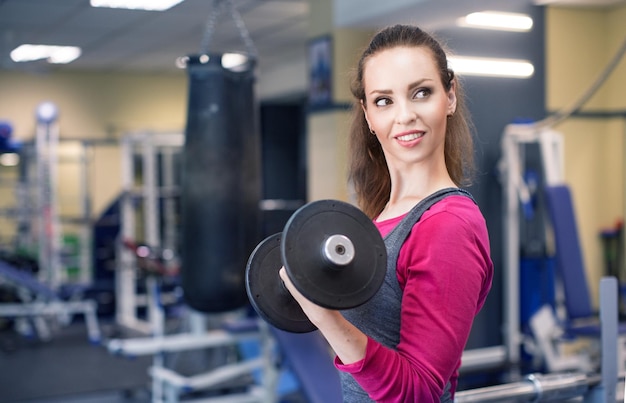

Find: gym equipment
<box><xmin>246</xmin><ymin>199</ymin><xmax>387</xmax><ymax>333</ymax></box>
<box><xmin>497</xmin><ymin>31</ymin><xmax>626</xmax><ymax>378</ymax></box>
<box><xmin>117</xmin><ymin>132</ymin><xmax>184</xmax><ymax>334</ymax></box>
<box><xmin>0</xmin><ymin>120</ymin><xmax>20</xmax><ymax>153</ymax></box>
<box><xmin>456</xmin><ymin>372</ymin><xmax>614</xmax><ymax>402</ymax></box>
<box><xmin>501</xmin><ymin>124</ymin><xmax>626</xmax><ymax>375</ymax></box>
<box><xmin>246</xmin><ymin>233</ymin><xmax>315</xmax><ymax>333</ymax></box>
<box><xmin>540</xmin><ymin>184</ymin><xmax>626</xmax><ymax>372</ymax></box>
<box><xmin>107</xmin><ymin>4</ymin><xmax>275</xmax><ymax>401</ymax></box>
<box><xmin>0</xmin><ymin>260</ymin><xmax>100</xmax><ymax>343</ymax></box>
<box><xmin>35</xmin><ymin>101</ymin><xmax>63</xmax><ymax>289</ymax></box>
<box><xmin>180</xmin><ymin>0</ymin><xmax>260</xmax><ymax>311</ymax></box>
<box><xmin>0</xmin><ymin>103</ymin><xmax>100</xmax><ymax>345</ymax></box>
<box><xmin>456</xmin><ymin>277</ymin><xmax>620</xmax><ymax>402</ymax></box>
<box><xmin>499</xmin><ymin>124</ymin><xmax>565</xmax><ymax>372</ymax></box>
<box><xmin>180</xmin><ymin>51</ymin><xmax>261</xmax><ymax>314</ymax></box>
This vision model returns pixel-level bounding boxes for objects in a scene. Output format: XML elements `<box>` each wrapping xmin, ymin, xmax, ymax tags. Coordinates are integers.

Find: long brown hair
<box><xmin>348</xmin><ymin>24</ymin><xmax>475</xmax><ymax>218</ymax></box>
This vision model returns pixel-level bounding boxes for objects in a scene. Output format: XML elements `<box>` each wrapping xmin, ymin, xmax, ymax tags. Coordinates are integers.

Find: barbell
<box><xmin>245</xmin><ymin>199</ymin><xmax>387</xmax><ymax>333</ymax></box>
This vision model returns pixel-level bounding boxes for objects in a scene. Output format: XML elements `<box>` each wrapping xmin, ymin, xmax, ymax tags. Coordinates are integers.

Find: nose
<box><xmin>395</xmin><ymin>100</ymin><xmax>417</xmax><ymax>125</ymax></box>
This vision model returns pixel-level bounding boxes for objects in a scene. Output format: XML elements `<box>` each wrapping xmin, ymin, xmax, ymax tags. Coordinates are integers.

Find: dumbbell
<box><xmin>245</xmin><ymin>199</ymin><xmax>387</xmax><ymax>333</ymax></box>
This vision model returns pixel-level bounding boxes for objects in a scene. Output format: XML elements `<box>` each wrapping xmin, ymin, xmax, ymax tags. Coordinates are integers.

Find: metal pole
<box><xmin>455</xmin><ymin>372</ymin><xmax>595</xmax><ymax>402</ymax></box>
<box><xmin>117</xmin><ymin>136</ymin><xmax>137</xmax><ymax>328</ymax></box>
<box><xmin>584</xmin><ymin>277</ymin><xmax>619</xmax><ymax>402</ymax></box>
<box><xmin>502</xmin><ymin>124</ymin><xmax>522</xmax><ymax>376</ymax></box>
<box><xmin>35</xmin><ymin>102</ymin><xmax>63</xmax><ymax>289</ymax></box>
<box><xmin>78</xmin><ymin>141</ymin><xmax>93</xmax><ymax>284</ymax></box>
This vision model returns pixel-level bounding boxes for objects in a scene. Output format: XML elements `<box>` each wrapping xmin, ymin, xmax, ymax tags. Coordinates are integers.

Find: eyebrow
<box><xmin>367</xmin><ymin>78</ymin><xmax>435</xmax><ymax>96</ymax></box>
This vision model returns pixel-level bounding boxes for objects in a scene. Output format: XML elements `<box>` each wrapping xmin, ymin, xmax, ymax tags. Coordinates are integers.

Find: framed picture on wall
<box><xmin>308</xmin><ymin>35</ymin><xmax>332</xmax><ymax>108</ymax></box>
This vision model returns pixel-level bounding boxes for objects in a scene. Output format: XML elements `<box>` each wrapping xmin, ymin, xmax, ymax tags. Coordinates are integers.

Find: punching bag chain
<box><xmin>200</xmin><ymin>0</ymin><xmax>258</xmax><ymax>58</ymax></box>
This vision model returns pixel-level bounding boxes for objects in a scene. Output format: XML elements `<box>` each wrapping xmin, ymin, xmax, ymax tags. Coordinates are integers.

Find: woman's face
<box><xmin>361</xmin><ymin>46</ymin><xmax>456</xmax><ymax>170</ymax></box>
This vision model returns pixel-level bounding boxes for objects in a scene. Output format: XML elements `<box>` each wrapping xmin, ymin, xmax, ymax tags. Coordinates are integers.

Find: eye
<box><xmin>374</xmin><ymin>97</ymin><xmax>391</xmax><ymax>107</ymax></box>
<box><xmin>413</xmin><ymin>88</ymin><xmax>431</xmax><ymax>99</ymax></box>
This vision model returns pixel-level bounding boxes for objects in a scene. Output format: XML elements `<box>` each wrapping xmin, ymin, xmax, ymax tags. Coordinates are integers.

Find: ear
<box><xmin>360</xmin><ymin>99</ymin><xmax>372</xmax><ymax>129</ymax></box>
<box><xmin>447</xmin><ymin>80</ymin><xmax>457</xmax><ymax>116</ymax></box>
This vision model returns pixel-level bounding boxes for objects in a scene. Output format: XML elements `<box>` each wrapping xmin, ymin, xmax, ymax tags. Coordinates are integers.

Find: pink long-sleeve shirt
<box><xmin>336</xmin><ymin>195</ymin><xmax>493</xmax><ymax>402</ymax></box>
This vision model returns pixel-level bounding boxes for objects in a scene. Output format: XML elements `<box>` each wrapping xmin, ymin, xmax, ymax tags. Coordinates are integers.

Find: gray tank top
<box><xmin>340</xmin><ymin>188</ymin><xmax>474</xmax><ymax>402</ymax></box>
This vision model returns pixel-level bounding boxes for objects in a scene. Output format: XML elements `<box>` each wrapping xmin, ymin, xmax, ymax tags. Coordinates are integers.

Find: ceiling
<box><xmin>0</xmin><ymin>0</ymin><xmax>310</xmax><ymax>74</ymax></box>
<box><xmin>0</xmin><ymin>0</ymin><xmax>624</xmax><ymax>75</ymax></box>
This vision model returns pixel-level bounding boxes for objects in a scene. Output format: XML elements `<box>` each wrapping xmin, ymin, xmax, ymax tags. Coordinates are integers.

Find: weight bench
<box><xmin>531</xmin><ymin>184</ymin><xmax>626</xmax><ymax>373</ymax></box>
<box><xmin>0</xmin><ymin>260</ymin><xmax>100</xmax><ymax>343</ymax></box>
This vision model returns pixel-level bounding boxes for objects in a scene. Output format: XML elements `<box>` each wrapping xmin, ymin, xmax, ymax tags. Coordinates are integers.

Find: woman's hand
<box><xmin>278</xmin><ymin>266</ymin><xmax>368</xmax><ymax>364</ymax></box>
<box><xmin>278</xmin><ymin>266</ymin><xmax>334</xmax><ymax>326</ymax></box>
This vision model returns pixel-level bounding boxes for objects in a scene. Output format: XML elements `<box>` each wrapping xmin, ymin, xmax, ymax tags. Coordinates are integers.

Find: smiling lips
<box><xmin>395</xmin><ymin>131</ymin><xmax>424</xmax><ymax>142</ymax></box>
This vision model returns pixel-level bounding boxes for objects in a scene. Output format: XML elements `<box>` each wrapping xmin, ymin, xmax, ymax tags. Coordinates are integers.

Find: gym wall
<box><xmin>0</xmin><ymin>70</ymin><xmax>187</xmax><ymax>218</ymax></box>
<box><xmin>546</xmin><ymin>5</ymin><xmax>626</xmax><ymax>306</ymax></box>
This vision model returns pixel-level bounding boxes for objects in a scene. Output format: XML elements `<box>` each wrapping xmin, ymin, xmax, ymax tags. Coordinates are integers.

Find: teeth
<box><xmin>397</xmin><ymin>133</ymin><xmax>421</xmax><ymax>141</ymax></box>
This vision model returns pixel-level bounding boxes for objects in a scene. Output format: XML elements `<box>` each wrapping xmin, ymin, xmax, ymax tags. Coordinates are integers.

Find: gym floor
<box><xmin>0</xmin><ymin>319</ymin><xmax>309</xmax><ymax>403</ymax></box>
<box><xmin>2</xmin><ymin>320</ymin><xmax>625</xmax><ymax>403</ymax></box>
<box><xmin>0</xmin><ymin>321</ymin><xmax>151</xmax><ymax>403</ymax></box>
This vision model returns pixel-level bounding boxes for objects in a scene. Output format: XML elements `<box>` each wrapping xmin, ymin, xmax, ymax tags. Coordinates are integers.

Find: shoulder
<box><xmin>419</xmin><ymin>195</ymin><xmax>487</xmax><ymax>232</ymax></box>
<box><xmin>407</xmin><ymin>195</ymin><xmax>491</xmax><ymax>258</ymax></box>
<box><xmin>397</xmin><ymin>193</ymin><xmax>493</xmax><ymax>299</ymax></box>
<box><xmin>397</xmin><ymin>194</ymin><xmax>493</xmax><ymax>290</ymax></box>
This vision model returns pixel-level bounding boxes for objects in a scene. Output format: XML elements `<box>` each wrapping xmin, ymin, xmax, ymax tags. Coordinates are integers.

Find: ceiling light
<box><xmin>90</xmin><ymin>0</ymin><xmax>185</xmax><ymax>11</ymax></box>
<box><xmin>449</xmin><ymin>56</ymin><xmax>535</xmax><ymax>78</ymax></box>
<box><xmin>10</xmin><ymin>45</ymin><xmax>81</xmax><ymax>64</ymax></box>
<box><xmin>457</xmin><ymin>11</ymin><xmax>533</xmax><ymax>32</ymax></box>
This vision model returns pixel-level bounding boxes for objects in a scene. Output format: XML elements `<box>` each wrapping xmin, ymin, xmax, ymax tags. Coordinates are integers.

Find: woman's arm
<box><xmin>278</xmin><ymin>267</ymin><xmax>369</xmax><ymax>364</ymax></box>
<box><xmin>340</xmin><ymin>203</ymin><xmax>492</xmax><ymax>402</ymax></box>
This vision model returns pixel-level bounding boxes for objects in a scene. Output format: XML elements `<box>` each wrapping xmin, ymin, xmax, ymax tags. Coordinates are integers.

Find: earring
<box><xmin>369</xmin><ymin>128</ymin><xmax>376</xmax><ymax>135</ymax></box>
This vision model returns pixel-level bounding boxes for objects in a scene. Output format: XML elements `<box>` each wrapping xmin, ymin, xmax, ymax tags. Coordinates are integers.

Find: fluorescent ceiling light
<box><xmin>457</xmin><ymin>11</ymin><xmax>533</xmax><ymax>32</ymax></box>
<box><xmin>449</xmin><ymin>56</ymin><xmax>534</xmax><ymax>78</ymax></box>
<box><xmin>10</xmin><ymin>44</ymin><xmax>81</xmax><ymax>64</ymax></box>
<box><xmin>90</xmin><ymin>0</ymin><xmax>184</xmax><ymax>11</ymax></box>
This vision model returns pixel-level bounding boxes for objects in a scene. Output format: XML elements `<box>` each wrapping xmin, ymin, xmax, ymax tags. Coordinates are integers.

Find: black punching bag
<box><xmin>181</xmin><ymin>53</ymin><xmax>261</xmax><ymax>313</ymax></box>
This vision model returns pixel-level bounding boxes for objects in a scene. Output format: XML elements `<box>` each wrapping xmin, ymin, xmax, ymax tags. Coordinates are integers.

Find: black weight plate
<box><xmin>245</xmin><ymin>233</ymin><xmax>317</xmax><ymax>333</ymax></box>
<box><xmin>282</xmin><ymin>200</ymin><xmax>387</xmax><ymax>310</ymax></box>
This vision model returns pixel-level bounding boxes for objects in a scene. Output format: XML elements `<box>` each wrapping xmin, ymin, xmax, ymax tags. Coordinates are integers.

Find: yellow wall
<box><xmin>0</xmin><ymin>70</ymin><xmax>187</xmax><ymax>140</ymax></box>
<box><xmin>546</xmin><ymin>5</ymin><xmax>626</xmax><ymax>303</ymax></box>
<box><xmin>0</xmin><ymin>164</ymin><xmax>20</xmax><ymax>243</ymax></box>
<box><xmin>305</xmin><ymin>22</ymin><xmax>373</xmax><ymax>202</ymax></box>
<box><xmin>307</xmin><ymin>111</ymin><xmax>350</xmax><ymax>201</ymax></box>
<box><xmin>0</xmin><ymin>70</ymin><xmax>187</xmax><ymax>219</ymax></box>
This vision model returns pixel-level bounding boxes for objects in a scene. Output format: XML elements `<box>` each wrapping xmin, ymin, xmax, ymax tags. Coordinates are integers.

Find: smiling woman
<box><xmin>358</xmin><ymin>46</ymin><xmax>457</xmax><ymax>209</ymax></box>
<box><xmin>279</xmin><ymin>24</ymin><xmax>494</xmax><ymax>403</ymax></box>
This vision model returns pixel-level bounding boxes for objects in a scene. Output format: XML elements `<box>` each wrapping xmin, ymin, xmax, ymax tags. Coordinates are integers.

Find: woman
<box><xmin>280</xmin><ymin>24</ymin><xmax>493</xmax><ymax>402</ymax></box>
